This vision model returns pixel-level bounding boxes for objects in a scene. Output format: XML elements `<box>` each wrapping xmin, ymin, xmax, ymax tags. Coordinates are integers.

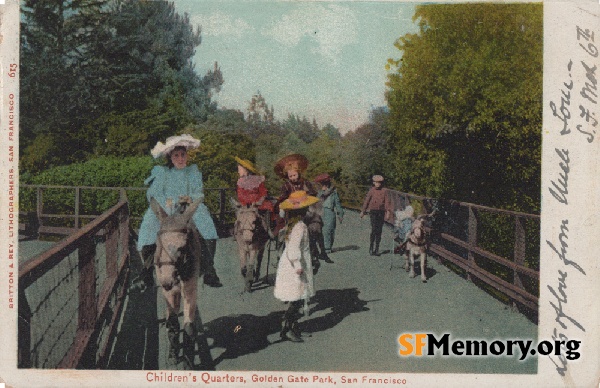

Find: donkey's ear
<box><xmin>182</xmin><ymin>197</ymin><xmax>202</xmax><ymax>220</ymax></box>
<box><xmin>229</xmin><ymin>197</ymin><xmax>241</xmax><ymax>208</ymax></box>
<box><xmin>150</xmin><ymin>198</ymin><xmax>168</xmax><ymax>221</ymax></box>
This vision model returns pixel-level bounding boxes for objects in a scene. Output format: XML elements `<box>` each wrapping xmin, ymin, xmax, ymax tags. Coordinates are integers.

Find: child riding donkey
<box><xmin>232</xmin><ymin>156</ymin><xmax>274</xmax><ymax>291</ymax></box>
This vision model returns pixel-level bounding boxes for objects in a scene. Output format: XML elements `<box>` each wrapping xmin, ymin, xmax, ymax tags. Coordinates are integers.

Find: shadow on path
<box><xmin>108</xmin><ymin>247</ymin><xmax>159</xmax><ymax>370</ymax></box>
<box><xmin>332</xmin><ymin>245</ymin><xmax>360</xmax><ymax>253</ymax></box>
<box><xmin>302</xmin><ymin>288</ymin><xmax>376</xmax><ymax>334</ymax></box>
<box><xmin>205</xmin><ymin>311</ymin><xmax>283</xmax><ymax>366</ymax></box>
<box><xmin>203</xmin><ymin>288</ymin><xmax>374</xmax><ymax>367</ymax></box>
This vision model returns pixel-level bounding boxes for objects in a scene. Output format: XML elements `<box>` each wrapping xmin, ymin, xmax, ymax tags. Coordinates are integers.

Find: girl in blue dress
<box><xmin>135</xmin><ymin>134</ymin><xmax>222</xmax><ymax>290</ymax></box>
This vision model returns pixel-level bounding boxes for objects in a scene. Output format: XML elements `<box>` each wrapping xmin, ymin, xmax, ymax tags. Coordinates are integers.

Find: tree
<box><xmin>20</xmin><ymin>0</ymin><xmax>110</xmax><ymax>167</ymax></box>
<box><xmin>20</xmin><ymin>0</ymin><xmax>224</xmax><ymax>171</ymax></box>
<box><xmin>282</xmin><ymin>114</ymin><xmax>319</xmax><ymax>144</ymax></box>
<box><xmin>186</xmin><ymin>126</ymin><xmax>256</xmax><ymax>189</ymax></box>
<box><xmin>385</xmin><ymin>3</ymin><xmax>542</xmax><ymax>211</ymax></box>
<box><xmin>322</xmin><ymin>123</ymin><xmax>341</xmax><ymax>140</ymax></box>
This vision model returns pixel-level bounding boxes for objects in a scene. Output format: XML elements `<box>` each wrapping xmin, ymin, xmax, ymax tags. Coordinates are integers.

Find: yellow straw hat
<box><xmin>279</xmin><ymin>191</ymin><xmax>320</xmax><ymax>211</ymax></box>
<box><xmin>234</xmin><ymin>156</ymin><xmax>259</xmax><ymax>174</ymax></box>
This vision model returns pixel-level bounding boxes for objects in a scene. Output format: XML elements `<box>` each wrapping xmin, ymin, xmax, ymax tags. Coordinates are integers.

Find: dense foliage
<box><xmin>21</xmin><ymin>156</ymin><xmax>154</xmax><ymax>218</ymax></box>
<box><xmin>20</xmin><ymin>0</ymin><xmax>223</xmax><ymax>171</ymax></box>
<box><xmin>22</xmin><ymin>2</ymin><xmax>542</xmax><ymax>217</ymax></box>
<box><xmin>20</xmin><ymin>3</ymin><xmax>542</xmax><ymax>316</ymax></box>
<box><xmin>385</xmin><ymin>3</ymin><xmax>542</xmax><ymax>212</ymax></box>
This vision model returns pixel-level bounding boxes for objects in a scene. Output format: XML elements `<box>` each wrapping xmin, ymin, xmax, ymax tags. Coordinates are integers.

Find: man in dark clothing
<box><xmin>360</xmin><ymin>175</ymin><xmax>392</xmax><ymax>256</ymax></box>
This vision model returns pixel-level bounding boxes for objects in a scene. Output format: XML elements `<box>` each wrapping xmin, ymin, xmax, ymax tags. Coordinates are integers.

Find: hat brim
<box><xmin>274</xmin><ymin>154</ymin><xmax>309</xmax><ymax>178</ymax></box>
<box><xmin>151</xmin><ymin>134</ymin><xmax>200</xmax><ymax>159</ymax></box>
<box><xmin>234</xmin><ymin>156</ymin><xmax>259</xmax><ymax>174</ymax></box>
<box><xmin>279</xmin><ymin>195</ymin><xmax>320</xmax><ymax>211</ymax></box>
<box><xmin>314</xmin><ymin>174</ymin><xmax>331</xmax><ymax>183</ymax></box>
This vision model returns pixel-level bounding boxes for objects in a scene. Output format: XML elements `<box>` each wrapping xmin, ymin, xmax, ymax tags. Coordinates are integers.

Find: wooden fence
<box><xmin>19</xmin><ymin>184</ymin><xmax>236</xmax><ymax>237</ymax></box>
<box><xmin>18</xmin><ymin>199</ymin><xmax>130</xmax><ymax>368</ymax></box>
<box><xmin>339</xmin><ymin>185</ymin><xmax>540</xmax><ymax>317</ymax></box>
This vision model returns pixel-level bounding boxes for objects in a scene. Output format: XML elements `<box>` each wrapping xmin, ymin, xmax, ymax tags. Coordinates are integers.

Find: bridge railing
<box><xmin>18</xmin><ymin>198</ymin><xmax>130</xmax><ymax>368</ymax></box>
<box><xmin>339</xmin><ymin>185</ymin><xmax>540</xmax><ymax>318</ymax></box>
<box><xmin>19</xmin><ymin>184</ymin><xmax>236</xmax><ymax>237</ymax></box>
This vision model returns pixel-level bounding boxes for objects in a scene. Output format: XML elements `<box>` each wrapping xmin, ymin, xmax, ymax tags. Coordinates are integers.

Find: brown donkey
<box><xmin>232</xmin><ymin>199</ymin><xmax>270</xmax><ymax>292</ymax></box>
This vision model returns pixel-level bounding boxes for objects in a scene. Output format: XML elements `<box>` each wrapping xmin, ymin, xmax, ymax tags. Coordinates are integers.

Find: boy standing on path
<box><xmin>360</xmin><ymin>175</ymin><xmax>392</xmax><ymax>256</ymax></box>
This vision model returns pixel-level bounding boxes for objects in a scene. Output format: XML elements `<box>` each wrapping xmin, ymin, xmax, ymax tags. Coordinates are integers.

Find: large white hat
<box><xmin>151</xmin><ymin>134</ymin><xmax>201</xmax><ymax>159</ymax></box>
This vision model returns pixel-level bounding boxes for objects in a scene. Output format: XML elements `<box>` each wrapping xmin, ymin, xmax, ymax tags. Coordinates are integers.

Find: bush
<box><xmin>21</xmin><ymin>156</ymin><xmax>155</xmax><ymax>220</ymax></box>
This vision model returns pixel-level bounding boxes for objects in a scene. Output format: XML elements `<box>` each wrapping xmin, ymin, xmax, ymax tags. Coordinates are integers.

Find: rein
<box><xmin>155</xmin><ymin>228</ymin><xmax>191</xmax><ymax>267</ymax></box>
<box><xmin>236</xmin><ymin>209</ymin><xmax>258</xmax><ymax>233</ymax></box>
<box><xmin>408</xmin><ymin>225</ymin><xmax>427</xmax><ymax>247</ymax></box>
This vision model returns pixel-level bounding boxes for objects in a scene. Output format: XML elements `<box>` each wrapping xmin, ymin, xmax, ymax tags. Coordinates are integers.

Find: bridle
<box><xmin>236</xmin><ymin>207</ymin><xmax>259</xmax><ymax>234</ymax></box>
<box><xmin>408</xmin><ymin>220</ymin><xmax>427</xmax><ymax>247</ymax></box>
<box><xmin>155</xmin><ymin>227</ymin><xmax>191</xmax><ymax>268</ymax></box>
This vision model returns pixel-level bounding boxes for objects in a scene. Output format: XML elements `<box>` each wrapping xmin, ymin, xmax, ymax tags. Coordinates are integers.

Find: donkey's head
<box><xmin>411</xmin><ymin>217</ymin><xmax>426</xmax><ymax>243</ymax></box>
<box><xmin>231</xmin><ymin>198</ymin><xmax>260</xmax><ymax>244</ymax></box>
<box><xmin>151</xmin><ymin>197</ymin><xmax>201</xmax><ymax>291</ymax></box>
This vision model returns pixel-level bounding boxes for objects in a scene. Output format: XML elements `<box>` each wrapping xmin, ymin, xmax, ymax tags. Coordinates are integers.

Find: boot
<box><xmin>320</xmin><ymin>252</ymin><xmax>334</xmax><ymax>264</ymax></box>
<box><xmin>202</xmin><ymin>239</ymin><xmax>223</xmax><ymax>287</ymax></box>
<box><xmin>373</xmin><ymin>241</ymin><xmax>381</xmax><ymax>256</ymax></box>
<box><xmin>290</xmin><ymin>321</ymin><xmax>303</xmax><ymax>338</ymax></box>
<box><xmin>182</xmin><ymin>322</ymin><xmax>196</xmax><ymax>368</ymax></box>
<box><xmin>166</xmin><ymin>313</ymin><xmax>180</xmax><ymax>360</ymax></box>
<box><xmin>131</xmin><ymin>245</ymin><xmax>156</xmax><ymax>292</ymax></box>
<box><xmin>311</xmin><ymin>258</ymin><xmax>320</xmax><ymax>275</ymax></box>
<box><xmin>253</xmin><ymin>267</ymin><xmax>261</xmax><ymax>284</ymax></box>
<box><xmin>317</xmin><ymin>233</ymin><xmax>333</xmax><ymax>263</ymax></box>
<box><xmin>280</xmin><ymin>319</ymin><xmax>303</xmax><ymax>342</ymax></box>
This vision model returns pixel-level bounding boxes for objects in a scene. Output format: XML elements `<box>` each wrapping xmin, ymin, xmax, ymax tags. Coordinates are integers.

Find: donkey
<box><xmin>150</xmin><ymin>197</ymin><xmax>202</xmax><ymax>366</ymax></box>
<box><xmin>232</xmin><ymin>199</ymin><xmax>270</xmax><ymax>292</ymax></box>
<box><xmin>405</xmin><ymin>216</ymin><xmax>430</xmax><ymax>282</ymax></box>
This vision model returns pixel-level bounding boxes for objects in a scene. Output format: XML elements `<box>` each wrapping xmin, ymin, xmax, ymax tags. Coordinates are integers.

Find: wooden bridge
<box><xmin>17</xmin><ymin>184</ymin><xmax>539</xmax><ymax>373</ymax></box>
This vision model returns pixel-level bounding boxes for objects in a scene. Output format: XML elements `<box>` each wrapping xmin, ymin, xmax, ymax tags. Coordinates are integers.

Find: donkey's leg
<box><xmin>409</xmin><ymin>251</ymin><xmax>416</xmax><ymax>278</ymax></box>
<box><xmin>404</xmin><ymin>249</ymin><xmax>410</xmax><ymax>272</ymax></box>
<box><xmin>181</xmin><ymin>278</ymin><xmax>198</xmax><ymax>325</ymax></box>
<box><xmin>238</xmin><ymin>246</ymin><xmax>249</xmax><ymax>293</ymax></box>
<box><xmin>245</xmin><ymin>249</ymin><xmax>257</xmax><ymax>292</ymax></box>
<box><xmin>420</xmin><ymin>252</ymin><xmax>427</xmax><ymax>282</ymax></box>
<box><xmin>163</xmin><ymin>290</ymin><xmax>181</xmax><ymax>318</ymax></box>
<box><xmin>239</xmin><ymin>244</ymin><xmax>248</xmax><ymax>275</ymax></box>
<box><xmin>161</xmin><ymin>287</ymin><xmax>181</xmax><ymax>359</ymax></box>
<box><xmin>181</xmin><ymin>276</ymin><xmax>198</xmax><ymax>368</ymax></box>
<box><xmin>255</xmin><ymin>247</ymin><xmax>264</xmax><ymax>283</ymax></box>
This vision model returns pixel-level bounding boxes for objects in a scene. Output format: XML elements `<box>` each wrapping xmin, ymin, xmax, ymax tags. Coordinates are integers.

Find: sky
<box><xmin>172</xmin><ymin>1</ymin><xmax>419</xmax><ymax>134</ymax></box>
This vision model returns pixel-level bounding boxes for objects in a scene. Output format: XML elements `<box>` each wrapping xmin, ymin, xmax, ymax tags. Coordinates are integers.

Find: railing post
<box><xmin>513</xmin><ymin>216</ymin><xmax>526</xmax><ymax>311</ymax></box>
<box><xmin>75</xmin><ymin>187</ymin><xmax>81</xmax><ymax>229</ymax></box>
<box><xmin>36</xmin><ymin>187</ymin><xmax>43</xmax><ymax>229</ymax></box>
<box><xmin>219</xmin><ymin>189</ymin><xmax>227</xmax><ymax>224</ymax></box>
<box><xmin>78</xmin><ymin>236</ymin><xmax>97</xmax><ymax>332</ymax></box>
<box><xmin>106</xmin><ymin>217</ymin><xmax>118</xmax><ymax>279</ymax></box>
<box><xmin>120</xmin><ymin>204</ymin><xmax>130</xmax><ymax>263</ymax></box>
<box><xmin>467</xmin><ymin>205</ymin><xmax>478</xmax><ymax>281</ymax></box>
